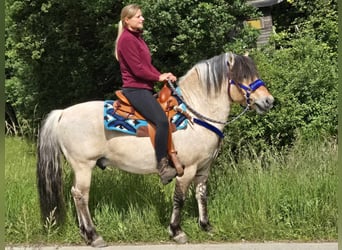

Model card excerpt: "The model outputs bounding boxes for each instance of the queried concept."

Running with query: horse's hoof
[173,232,188,244]
[199,220,212,232]
[91,236,107,248]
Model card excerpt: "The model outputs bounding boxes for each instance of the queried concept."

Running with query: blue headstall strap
[230,79,265,91]
[249,79,265,90]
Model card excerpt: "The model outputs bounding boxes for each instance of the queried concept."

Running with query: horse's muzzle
[254,95,274,114]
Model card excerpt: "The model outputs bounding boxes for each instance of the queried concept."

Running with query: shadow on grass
[61,165,200,228]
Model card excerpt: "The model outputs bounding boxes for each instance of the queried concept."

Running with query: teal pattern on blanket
[104,100,188,135]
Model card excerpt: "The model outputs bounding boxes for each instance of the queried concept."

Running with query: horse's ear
[244,51,249,57]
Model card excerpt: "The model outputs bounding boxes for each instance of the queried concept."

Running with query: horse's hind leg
[71,165,106,247]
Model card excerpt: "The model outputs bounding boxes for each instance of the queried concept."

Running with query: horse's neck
[178,69,231,125]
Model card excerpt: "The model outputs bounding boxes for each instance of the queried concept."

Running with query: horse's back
[56,100,158,173]
[63,100,104,115]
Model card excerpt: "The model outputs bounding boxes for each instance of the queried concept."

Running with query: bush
[223,36,337,155]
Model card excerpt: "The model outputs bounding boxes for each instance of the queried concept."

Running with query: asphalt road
[5,242,338,250]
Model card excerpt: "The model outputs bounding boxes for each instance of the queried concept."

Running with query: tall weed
[5,136,337,244]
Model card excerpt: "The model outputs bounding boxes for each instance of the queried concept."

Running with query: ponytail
[114,4,141,61]
[114,20,123,61]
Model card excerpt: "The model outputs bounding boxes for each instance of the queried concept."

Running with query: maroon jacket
[117,28,161,90]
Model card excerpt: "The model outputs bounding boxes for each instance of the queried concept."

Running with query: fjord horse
[37,52,274,247]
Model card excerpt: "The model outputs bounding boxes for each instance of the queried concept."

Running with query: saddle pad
[104,100,188,135]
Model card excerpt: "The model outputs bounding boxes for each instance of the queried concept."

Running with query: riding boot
[157,157,177,185]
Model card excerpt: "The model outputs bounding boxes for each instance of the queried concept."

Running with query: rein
[168,79,262,125]
[167,78,265,138]
[167,79,243,139]
[168,80,230,125]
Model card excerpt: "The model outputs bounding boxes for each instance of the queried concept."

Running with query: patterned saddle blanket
[103,87,189,136]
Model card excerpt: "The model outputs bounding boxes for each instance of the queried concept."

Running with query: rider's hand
[159,73,177,82]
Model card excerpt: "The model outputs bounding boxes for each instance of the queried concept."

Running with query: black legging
[122,88,169,163]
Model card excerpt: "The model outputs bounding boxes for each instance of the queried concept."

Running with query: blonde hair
[114,4,141,60]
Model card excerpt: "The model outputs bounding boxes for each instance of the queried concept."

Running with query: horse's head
[228,54,274,114]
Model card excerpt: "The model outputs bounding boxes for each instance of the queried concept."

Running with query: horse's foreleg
[168,166,196,244]
[71,167,106,247]
[168,180,188,244]
[194,173,212,232]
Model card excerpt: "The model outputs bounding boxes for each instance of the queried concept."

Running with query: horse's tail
[37,109,65,225]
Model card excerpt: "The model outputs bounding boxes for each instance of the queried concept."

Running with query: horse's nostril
[266,96,275,105]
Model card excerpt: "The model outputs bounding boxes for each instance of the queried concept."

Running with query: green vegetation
[5,0,338,245]
[223,0,338,153]
[225,35,337,155]
[5,136,337,244]
[5,0,338,153]
[5,0,258,131]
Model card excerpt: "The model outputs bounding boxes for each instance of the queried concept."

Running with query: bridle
[229,78,266,107]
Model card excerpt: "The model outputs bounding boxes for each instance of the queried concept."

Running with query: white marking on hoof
[91,236,107,248]
[173,232,188,244]
[168,226,173,237]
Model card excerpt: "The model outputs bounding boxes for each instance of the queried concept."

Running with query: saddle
[114,84,190,177]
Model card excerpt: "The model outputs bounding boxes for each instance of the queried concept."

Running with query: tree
[132,0,259,75]
[5,0,123,130]
[221,0,338,155]
[271,0,337,52]
[5,0,259,134]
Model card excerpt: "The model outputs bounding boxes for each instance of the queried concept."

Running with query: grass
[5,136,337,245]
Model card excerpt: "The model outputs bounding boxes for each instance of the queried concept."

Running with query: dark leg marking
[195,175,212,232]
